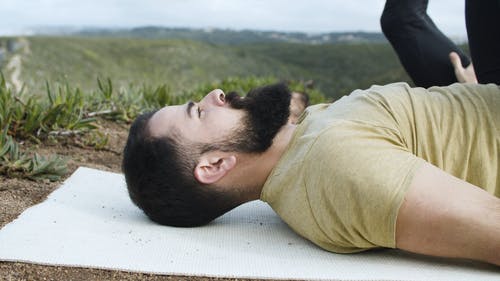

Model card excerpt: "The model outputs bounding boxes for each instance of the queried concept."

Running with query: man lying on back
[122,82,500,266]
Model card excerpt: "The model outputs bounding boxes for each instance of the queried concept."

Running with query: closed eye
[197,106,202,117]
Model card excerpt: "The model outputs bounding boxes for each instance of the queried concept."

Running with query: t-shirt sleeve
[303,121,425,252]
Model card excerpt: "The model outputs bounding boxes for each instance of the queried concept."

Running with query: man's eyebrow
[186,101,194,118]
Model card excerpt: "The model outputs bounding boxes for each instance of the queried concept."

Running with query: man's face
[148,84,291,153]
[148,89,243,144]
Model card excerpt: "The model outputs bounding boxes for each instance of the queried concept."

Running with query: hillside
[32,26,388,45]
[1,36,411,100]
[238,42,410,97]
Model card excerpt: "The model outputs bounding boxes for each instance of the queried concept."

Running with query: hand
[449,52,478,83]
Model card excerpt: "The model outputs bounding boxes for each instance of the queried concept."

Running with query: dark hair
[122,112,241,227]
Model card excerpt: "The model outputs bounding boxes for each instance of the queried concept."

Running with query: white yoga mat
[0,167,498,280]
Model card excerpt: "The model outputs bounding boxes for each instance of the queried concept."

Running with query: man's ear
[194,153,237,184]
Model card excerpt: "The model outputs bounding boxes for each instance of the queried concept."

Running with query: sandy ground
[0,120,258,281]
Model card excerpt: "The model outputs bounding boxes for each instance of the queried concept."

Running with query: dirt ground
[0,120,258,281]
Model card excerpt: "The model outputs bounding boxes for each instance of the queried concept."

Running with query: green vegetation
[238,42,410,99]
[14,36,410,101]
[0,74,98,141]
[0,75,68,180]
[0,129,67,181]
[18,37,294,97]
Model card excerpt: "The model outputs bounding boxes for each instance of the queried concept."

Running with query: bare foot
[449,52,478,83]
[288,92,308,124]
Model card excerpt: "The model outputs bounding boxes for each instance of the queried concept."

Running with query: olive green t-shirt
[260,82,500,253]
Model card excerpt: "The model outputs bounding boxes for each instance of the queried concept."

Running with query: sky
[0,0,467,38]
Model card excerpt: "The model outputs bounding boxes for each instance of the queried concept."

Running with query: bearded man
[122,82,500,266]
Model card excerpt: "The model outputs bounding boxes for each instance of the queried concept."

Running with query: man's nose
[208,89,225,106]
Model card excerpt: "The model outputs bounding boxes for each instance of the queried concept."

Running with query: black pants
[381,0,500,87]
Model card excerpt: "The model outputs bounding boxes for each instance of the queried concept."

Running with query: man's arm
[396,162,500,266]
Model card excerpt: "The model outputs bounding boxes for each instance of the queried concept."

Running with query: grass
[18,37,295,97]
[0,129,67,181]
[0,74,98,141]
[14,36,411,101]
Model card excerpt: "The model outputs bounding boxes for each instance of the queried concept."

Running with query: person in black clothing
[381,0,500,87]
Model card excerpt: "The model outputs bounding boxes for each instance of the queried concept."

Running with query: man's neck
[233,123,297,201]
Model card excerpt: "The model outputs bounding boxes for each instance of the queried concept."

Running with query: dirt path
[6,54,22,92]
[5,37,30,93]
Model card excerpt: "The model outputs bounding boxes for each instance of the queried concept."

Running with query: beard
[201,82,291,154]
